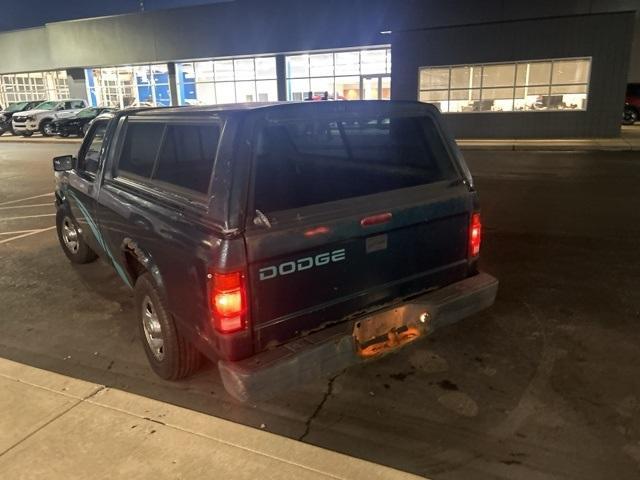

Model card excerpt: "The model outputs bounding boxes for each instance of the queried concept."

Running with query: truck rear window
[252,113,458,213]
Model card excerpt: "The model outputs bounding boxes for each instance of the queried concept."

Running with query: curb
[0,138,82,145]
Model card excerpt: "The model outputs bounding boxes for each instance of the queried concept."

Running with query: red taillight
[210,271,246,334]
[469,213,482,258]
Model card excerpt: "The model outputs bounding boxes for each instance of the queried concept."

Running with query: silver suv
[12,99,88,137]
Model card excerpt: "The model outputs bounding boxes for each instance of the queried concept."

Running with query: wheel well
[124,250,147,283]
[39,118,52,127]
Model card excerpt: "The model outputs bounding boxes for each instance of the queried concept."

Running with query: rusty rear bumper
[218,272,498,402]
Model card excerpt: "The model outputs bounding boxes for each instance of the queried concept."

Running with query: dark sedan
[51,107,115,137]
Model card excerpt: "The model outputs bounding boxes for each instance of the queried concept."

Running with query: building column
[276,55,287,101]
[66,69,88,101]
[168,62,179,106]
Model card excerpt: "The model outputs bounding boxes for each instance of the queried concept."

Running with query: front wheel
[135,273,202,380]
[41,121,54,137]
[623,106,638,125]
[56,209,98,264]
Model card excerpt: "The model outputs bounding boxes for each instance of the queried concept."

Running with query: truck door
[64,119,110,257]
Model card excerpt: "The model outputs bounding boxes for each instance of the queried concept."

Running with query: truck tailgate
[246,184,472,351]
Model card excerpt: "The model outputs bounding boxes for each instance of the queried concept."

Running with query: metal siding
[392,12,636,138]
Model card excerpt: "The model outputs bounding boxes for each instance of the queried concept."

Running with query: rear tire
[135,273,202,380]
[56,209,98,264]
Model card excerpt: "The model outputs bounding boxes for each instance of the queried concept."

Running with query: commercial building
[0,0,638,138]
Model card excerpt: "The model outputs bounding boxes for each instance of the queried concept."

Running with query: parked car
[0,100,45,136]
[623,83,640,125]
[50,107,115,137]
[52,101,498,401]
[12,99,88,137]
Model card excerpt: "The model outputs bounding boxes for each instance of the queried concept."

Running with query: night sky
[0,0,233,32]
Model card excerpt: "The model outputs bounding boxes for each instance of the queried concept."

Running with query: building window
[285,47,391,101]
[175,56,277,106]
[419,58,591,113]
[86,64,171,109]
[0,70,69,106]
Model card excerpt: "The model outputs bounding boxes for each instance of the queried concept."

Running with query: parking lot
[1,141,639,479]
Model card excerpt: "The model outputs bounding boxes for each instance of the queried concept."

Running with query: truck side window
[77,121,108,177]
[152,124,220,194]
[117,122,164,179]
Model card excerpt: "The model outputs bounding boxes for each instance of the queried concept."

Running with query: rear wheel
[135,273,202,380]
[55,209,97,264]
[623,106,638,125]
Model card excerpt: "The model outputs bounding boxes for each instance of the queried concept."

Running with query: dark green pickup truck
[53,100,498,401]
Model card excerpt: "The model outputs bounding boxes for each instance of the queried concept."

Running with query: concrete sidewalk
[457,125,640,151]
[0,358,424,480]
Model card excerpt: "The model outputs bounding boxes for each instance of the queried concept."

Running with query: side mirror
[53,155,75,172]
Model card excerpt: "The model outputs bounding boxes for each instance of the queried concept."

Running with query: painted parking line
[0,229,44,236]
[0,226,56,245]
[0,203,53,210]
[0,193,54,207]
[0,213,56,221]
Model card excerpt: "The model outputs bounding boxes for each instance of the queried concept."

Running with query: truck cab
[53,101,497,401]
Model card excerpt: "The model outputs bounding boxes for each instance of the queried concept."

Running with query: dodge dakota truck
[52,101,498,401]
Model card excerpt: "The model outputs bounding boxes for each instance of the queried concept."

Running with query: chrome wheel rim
[142,296,164,361]
[43,123,53,135]
[61,217,79,254]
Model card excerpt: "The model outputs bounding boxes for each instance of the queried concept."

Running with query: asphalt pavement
[1,143,639,479]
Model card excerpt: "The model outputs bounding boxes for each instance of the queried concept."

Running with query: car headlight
[26,116,35,121]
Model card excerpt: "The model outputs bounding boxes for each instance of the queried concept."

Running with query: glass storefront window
[0,70,69,106]
[310,53,334,77]
[256,80,278,102]
[255,57,276,80]
[194,62,214,82]
[86,63,171,109]
[234,59,255,81]
[335,76,360,100]
[176,56,277,106]
[214,60,235,82]
[285,47,391,101]
[361,49,388,75]
[419,57,591,113]
[335,52,360,75]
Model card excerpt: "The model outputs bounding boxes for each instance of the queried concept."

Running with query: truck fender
[121,237,166,295]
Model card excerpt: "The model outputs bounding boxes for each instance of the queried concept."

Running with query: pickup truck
[13,99,88,136]
[52,101,498,401]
